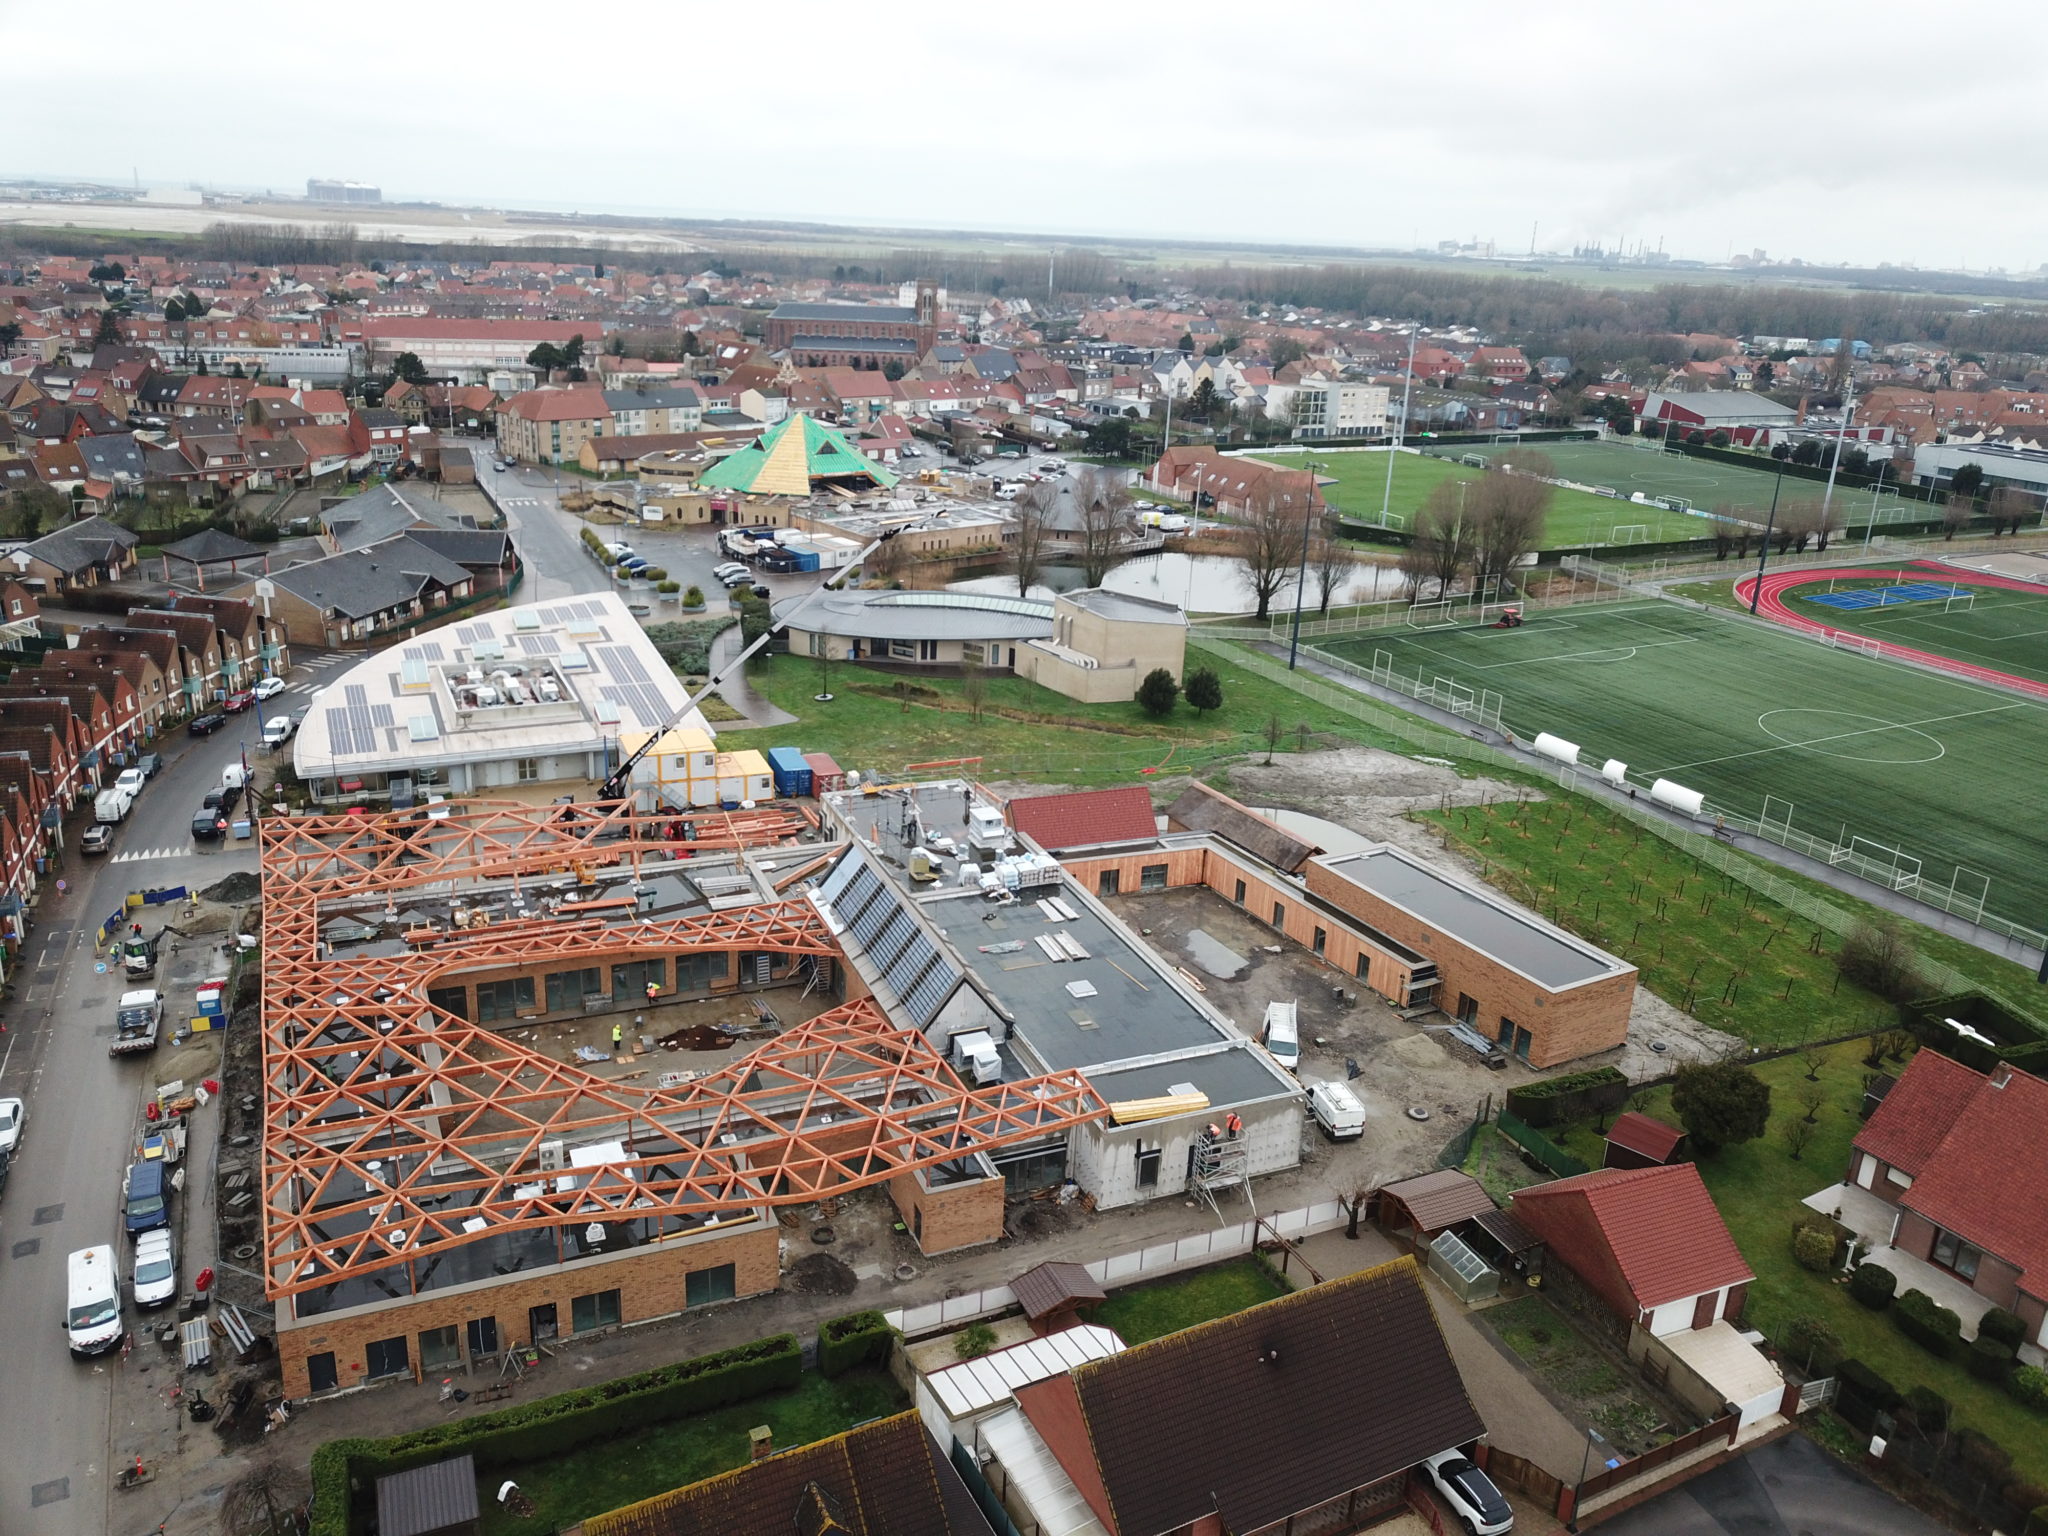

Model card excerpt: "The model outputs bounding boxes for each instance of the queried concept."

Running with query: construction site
[252,784,1302,1399]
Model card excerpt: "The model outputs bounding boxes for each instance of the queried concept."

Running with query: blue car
[123,1160,169,1238]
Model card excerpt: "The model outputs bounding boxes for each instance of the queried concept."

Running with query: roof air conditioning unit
[538,1139,566,1172]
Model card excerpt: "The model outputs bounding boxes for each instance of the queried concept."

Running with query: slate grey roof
[161,528,264,565]
[771,302,918,322]
[403,528,512,567]
[785,334,919,355]
[321,483,466,553]
[19,514,139,575]
[76,436,147,481]
[776,589,1053,644]
[602,386,702,411]
[266,535,472,620]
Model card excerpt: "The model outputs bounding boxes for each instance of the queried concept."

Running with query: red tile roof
[1605,1111,1685,1162]
[1877,1057,2048,1293]
[1852,1046,1985,1179]
[1007,786,1157,851]
[1513,1163,1752,1314]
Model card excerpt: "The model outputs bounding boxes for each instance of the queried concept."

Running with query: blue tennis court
[1805,582,1960,610]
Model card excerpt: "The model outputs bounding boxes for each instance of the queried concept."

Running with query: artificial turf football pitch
[1319,599,2048,923]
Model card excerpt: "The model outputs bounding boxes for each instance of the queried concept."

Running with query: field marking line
[1645,702,2030,776]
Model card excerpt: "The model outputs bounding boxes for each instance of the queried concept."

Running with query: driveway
[1596,1433,1950,1536]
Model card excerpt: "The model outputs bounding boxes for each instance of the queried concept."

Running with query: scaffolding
[1190,1116,1252,1223]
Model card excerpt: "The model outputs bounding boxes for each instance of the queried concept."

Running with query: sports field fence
[1192,635,2048,985]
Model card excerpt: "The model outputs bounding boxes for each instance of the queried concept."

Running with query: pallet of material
[1108,1092,1210,1125]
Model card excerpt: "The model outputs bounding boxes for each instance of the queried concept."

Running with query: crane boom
[598,530,899,800]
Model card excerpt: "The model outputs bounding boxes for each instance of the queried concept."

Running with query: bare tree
[1307,519,1354,613]
[1234,483,1311,620]
[219,1457,310,1536]
[1794,1079,1828,1123]
[1813,495,1846,551]
[1468,471,1549,595]
[1403,480,1476,601]
[1987,485,2041,536]
[960,656,988,722]
[1781,1115,1818,1161]
[1073,467,1133,586]
[1011,483,1056,596]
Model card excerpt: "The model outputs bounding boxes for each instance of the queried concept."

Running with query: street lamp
[1567,1427,1609,1531]
[1286,463,1323,670]
[1748,464,1788,615]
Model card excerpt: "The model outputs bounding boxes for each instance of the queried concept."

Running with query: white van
[1262,1000,1300,1073]
[132,1231,177,1310]
[66,1245,123,1357]
[1308,1080,1366,1141]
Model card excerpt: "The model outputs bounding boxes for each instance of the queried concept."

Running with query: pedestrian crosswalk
[111,846,195,864]
[502,496,540,508]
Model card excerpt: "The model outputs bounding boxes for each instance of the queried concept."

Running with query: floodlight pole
[1380,330,1418,526]
[1287,465,1322,670]
[1819,375,1856,535]
[1749,467,1786,614]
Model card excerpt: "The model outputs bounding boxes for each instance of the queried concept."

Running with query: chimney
[748,1425,774,1462]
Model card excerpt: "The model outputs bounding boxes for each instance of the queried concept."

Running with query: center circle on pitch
[1756,709,1945,764]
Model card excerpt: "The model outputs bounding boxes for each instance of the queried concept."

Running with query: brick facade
[278,1219,779,1399]
[1303,859,1633,1068]
[887,1168,1005,1254]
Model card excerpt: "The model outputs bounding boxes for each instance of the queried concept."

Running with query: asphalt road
[1596,1433,1950,1536]
[0,685,281,1535]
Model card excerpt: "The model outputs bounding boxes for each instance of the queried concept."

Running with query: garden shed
[375,1454,480,1536]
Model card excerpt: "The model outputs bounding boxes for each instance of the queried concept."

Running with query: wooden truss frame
[258,800,1108,1299]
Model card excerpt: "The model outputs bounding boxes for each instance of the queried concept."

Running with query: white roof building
[292,590,707,797]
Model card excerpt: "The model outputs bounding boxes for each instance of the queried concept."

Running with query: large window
[477,976,536,1023]
[1136,1143,1161,1188]
[571,1289,622,1334]
[546,967,603,1013]
[613,959,667,998]
[1932,1230,1983,1281]
[686,1264,737,1308]
[674,953,728,994]
[363,1335,410,1380]
[418,1324,462,1371]
[1140,863,1169,892]
[427,984,470,1021]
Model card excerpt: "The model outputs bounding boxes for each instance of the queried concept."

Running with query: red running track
[1731,561,2048,701]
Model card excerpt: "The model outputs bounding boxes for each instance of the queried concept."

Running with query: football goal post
[1406,600,1462,629]
[1944,589,1976,614]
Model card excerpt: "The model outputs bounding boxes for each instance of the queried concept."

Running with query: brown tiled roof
[1008,786,1157,852]
[1512,1164,1751,1314]
[1377,1169,1496,1233]
[1605,1111,1685,1162]
[581,1411,990,1536]
[1011,1260,1106,1322]
[1852,1046,1983,1179]
[1893,1060,2048,1293]
[1029,1258,1484,1536]
[1163,782,1318,873]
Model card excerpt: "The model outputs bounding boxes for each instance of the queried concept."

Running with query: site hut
[290,591,714,803]
[1037,783,1636,1069]
[815,780,1304,1231]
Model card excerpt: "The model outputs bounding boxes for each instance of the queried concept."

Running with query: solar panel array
[324,683,385,756]
[518,633,561,656]
[535,602,603,626]
[401,641,446,662]
[826,855,960,1025]
[594,645,670,727]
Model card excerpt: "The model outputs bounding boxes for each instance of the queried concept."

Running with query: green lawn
[1082,1257,1290,1345]
[1242,450,1701,548]
[1549,1044,2048,1486]
[1777,572,2048,690]
[1324,600,2048,927]
[721,649,1414,787]
[1529,441,1933,529]
[1423,799,1898,1046]
[477,1368,905,1536]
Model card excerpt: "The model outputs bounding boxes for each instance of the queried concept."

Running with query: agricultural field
[1241,449,1703,547]
[1322,600,2048,925]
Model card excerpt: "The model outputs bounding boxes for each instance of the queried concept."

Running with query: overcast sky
[11,0,2048,273]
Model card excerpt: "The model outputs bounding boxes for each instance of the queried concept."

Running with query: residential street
[1596,1432,1951,1536]
[0,686,276,1535]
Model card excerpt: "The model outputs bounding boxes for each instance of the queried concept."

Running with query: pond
[948,551,1406,616]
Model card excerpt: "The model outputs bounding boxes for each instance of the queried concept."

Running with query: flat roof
[293,590,707,779]
[1317,846,1625,989]
[822,783,1297,1104]
[1086,1047,1298,1111]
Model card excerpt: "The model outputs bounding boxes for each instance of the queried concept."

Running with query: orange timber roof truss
[259,800,1108,1299]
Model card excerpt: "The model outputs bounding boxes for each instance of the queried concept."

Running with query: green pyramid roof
[699,412,899,495]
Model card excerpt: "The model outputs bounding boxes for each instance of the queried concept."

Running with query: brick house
[495,387,610,465]
[1848,1051,2048,1350]
[1145,446,1322,516]
[5,515,139,596]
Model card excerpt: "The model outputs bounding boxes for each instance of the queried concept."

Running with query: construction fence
[880,1199,1349,1339]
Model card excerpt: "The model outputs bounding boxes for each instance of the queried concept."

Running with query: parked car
[113,768,146,797]
[0,1095,22,1155]
[719,569,753,589]
[1421,1449,1514,1535]
[191,799,229,840]
[80,824,115,856]
[253,676,287,700]
[187,713,225,736]
[712,561,750,580]
[136,752,163,778]
[131,1231,176,1310]
[123,1161,170,1238]
[222,690,256,714]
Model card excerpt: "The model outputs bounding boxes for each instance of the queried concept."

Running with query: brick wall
[1894,1208,1938,1264]
[1303,861,1633,1067]
[888,1169,1004,1254]
[277,1218,780,1399]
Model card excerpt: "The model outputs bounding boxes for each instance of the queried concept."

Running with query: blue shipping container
[766,746,812,797]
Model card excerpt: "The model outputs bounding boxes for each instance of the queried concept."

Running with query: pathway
[707,623,797,728]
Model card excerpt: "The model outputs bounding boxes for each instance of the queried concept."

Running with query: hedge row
[1504,1065,1630,1128]
[819,1310,897,1379]
[1849,1261,1897,1309]
[1893,1288,1963,1358]
[309,1333,802,1536]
